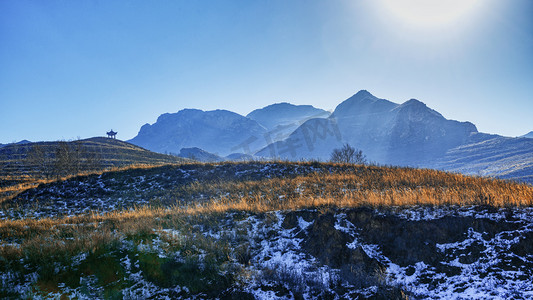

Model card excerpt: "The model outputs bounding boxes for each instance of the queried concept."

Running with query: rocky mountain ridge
[257,90,478,166]
[126,90,533,183]
[128,109,268,156]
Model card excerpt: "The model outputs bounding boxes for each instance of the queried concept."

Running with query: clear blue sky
[1,0,532,143]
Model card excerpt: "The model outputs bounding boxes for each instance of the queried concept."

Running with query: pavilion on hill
[106,130,117,139]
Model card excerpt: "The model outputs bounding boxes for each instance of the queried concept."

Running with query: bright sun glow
[379,0,481,28]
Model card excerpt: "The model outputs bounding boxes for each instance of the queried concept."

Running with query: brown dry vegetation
[169,165,533,208]
[0,137,189,202]
[0,163,182,203]
[1,162,533,263]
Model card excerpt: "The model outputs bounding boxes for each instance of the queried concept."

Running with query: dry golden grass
[1,162,532,261]
[0,163,184,203]
[169,164,533,208]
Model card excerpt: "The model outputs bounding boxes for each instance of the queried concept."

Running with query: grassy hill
[0,137,188,201]
[0,137,186,174]
[1,162,533,298]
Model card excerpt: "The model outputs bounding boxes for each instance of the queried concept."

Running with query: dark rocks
[510,231,533,257]
[344,208,521,267]
[281,210,317,230]
[301,212,386,290]
[304,213,353,267]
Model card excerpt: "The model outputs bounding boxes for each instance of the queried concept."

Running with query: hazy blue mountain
[128,109,268,156]
[431,134,533,184]
[0,140,31,148]
[126,91,531,183]
[225,152,255,161]
[178,147,224,162]
[248,103,329,128]
[522,131,533,138]
[257,90,477,166]
[177,147,256,162]
[246,102,330,144]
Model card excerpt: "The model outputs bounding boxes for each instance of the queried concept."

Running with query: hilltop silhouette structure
[106,130,117,139]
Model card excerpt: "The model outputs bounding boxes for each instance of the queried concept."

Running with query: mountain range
[121,90,532,184]
[127,104,331,157]
[256,90,478,165]
[0,140,31,149]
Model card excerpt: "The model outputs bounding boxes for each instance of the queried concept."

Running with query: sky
[1,0,532,143]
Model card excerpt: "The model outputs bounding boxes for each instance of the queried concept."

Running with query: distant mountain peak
[129,108,267,156]
[262,102,295,107]
[178,147,223,162]
[402,99,426,107]
[353,89,373,98]
[332,90,398,118]
[156,109,203,123]
[522,131,533,138]
[347,90,378,103]
[392,98,447,119]
[247,102,326,114]
[247,102,329,131]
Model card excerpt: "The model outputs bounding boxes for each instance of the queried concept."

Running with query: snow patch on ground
[2,206,532,299]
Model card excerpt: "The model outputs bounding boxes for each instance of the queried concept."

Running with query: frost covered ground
[1,162,532,299]
[2,206,532,299]
[1,163,326,219]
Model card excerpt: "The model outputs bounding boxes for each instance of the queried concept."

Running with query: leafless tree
[71,140,90,174]
[330,143,366,165]
[23,140,104,179]
[54,142,75,178]
[85,148,102,172]
[25,144,54,179]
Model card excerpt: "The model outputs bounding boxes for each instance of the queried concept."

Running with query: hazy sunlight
[378,0,481,28]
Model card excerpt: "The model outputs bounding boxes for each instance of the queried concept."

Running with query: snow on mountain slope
[431,134,533,184]
[2,162,532,298]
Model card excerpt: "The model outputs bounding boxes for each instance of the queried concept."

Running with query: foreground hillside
[1,162,533,299]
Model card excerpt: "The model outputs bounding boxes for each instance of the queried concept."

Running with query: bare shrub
[330,143,366,165]
[25,144,54,179]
